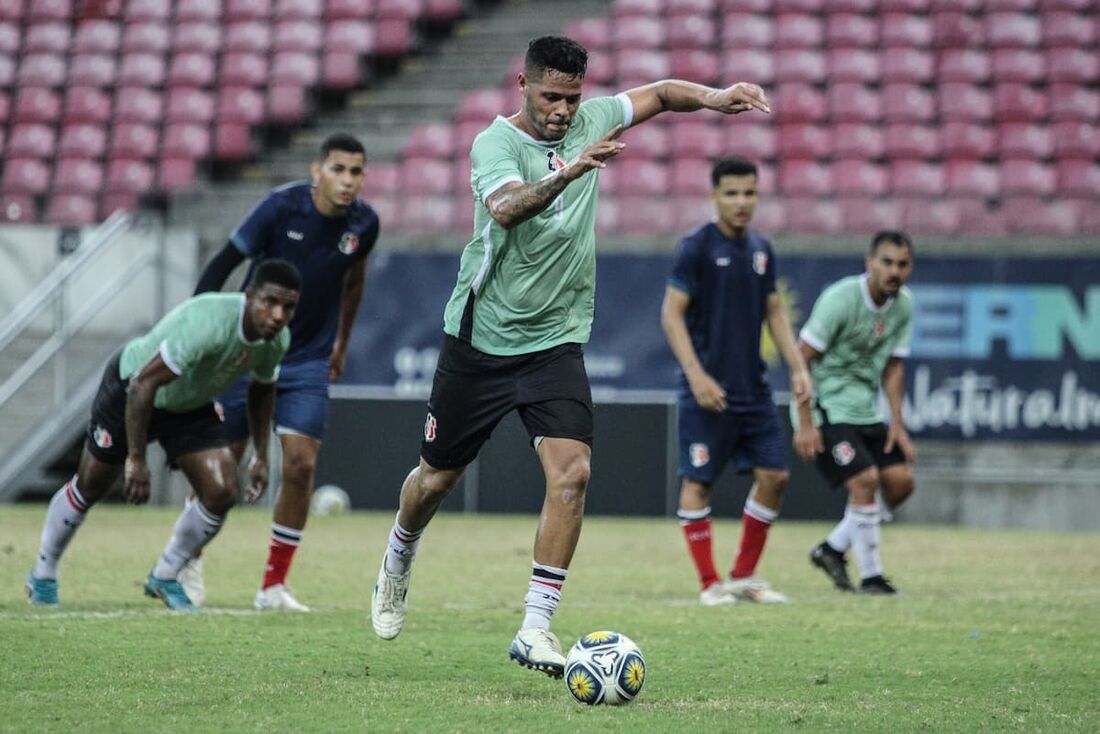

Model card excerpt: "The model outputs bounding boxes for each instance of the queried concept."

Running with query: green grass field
[1,504,1098,733]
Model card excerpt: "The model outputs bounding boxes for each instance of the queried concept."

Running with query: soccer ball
[564,631,646,705]
[310,485,351,516]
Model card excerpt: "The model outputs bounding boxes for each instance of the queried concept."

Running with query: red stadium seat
[582,50,613,85]
[670,121,724,159]
[216,86,265,124]
[159,157,199,192]
[667,14,716,50]
[774,83,827,123]
[938,49,991,83]
[615,160,669,196]
[825,0,876,9]
[1,157,51,193]
[616,49,670,85]
[998,123,1053,158]
[449,157,470,196]
[669,0,716,12]
[24,23,70,53]
[402,123,455,159]
[8,124,56,158]
[275,0,322,18]
[320,52,360,92]
[725,123,777,159]
[173,22,221,53]
[779,124,830,158]
[613,0,660,16]
[987,0,1037,9]
[1049,84,1100,122]
[69,54,118,87]
[773,14,823,48]
[324,20,375,55]
[1003,197,1081,236]
[669,159,713,195]
[939,83,994,123]
[826,13,877,47]
[98,191,138,218]
[118,53,165,86]
[375,0,422,20]
[0,20,18,54]
[933,11,984,48]
[883,0,931,10]
[882,84,935,123]
[271,52,320,85]
[832,123,885,158]
[779,160,832,196]
[18,54,66,87]
[942,122,997,157]
[1056,159,1100,195]
[401,157,453,195]
[563,18,611,51]
[994,83,1048,122]
[1042,12,1095,47]
[455,88,507,124]
[719,13,773,48]
[267,84,308,125]
[453,121,486,155]
[830,83,882,123]
[374,19,411,57]
[610,196,676,236]
[987,13,1041,47]
[423,0,464,22]
[162,123,211,158]
[224,21,272,53]
[109,123,159,158]
[671,194,716,233]
[774,49,826,84]
[1047,48,1099,83]
[784,198,843,234]
[954,198,1008,236]
[832,160,888,197]
[220,53,268,86]
[0,55,13,87]
[1051,122,1100,158]
[274,19,323,52]
[721,50,774,85]
[890,160,945,195]
[992,49,1045,83]
[127,0,170,21]
[324,0,373,19]
[13,87,62,124]
[945,160,1000,197]
[999,159,1056,195]
[73,20,120,54]
[397,195,456,235]
[885,125,941,158]
[881,48,934,83]
[226,0,270,20]
[839,198,903,234]
[361,162,400,197]
[176,0,222,21]
[1,193,38,222]
[121,22,170,54]
[105,158,155,192]
[899,198,961,235]
[881,14,933,46]
[168,53,217,87]
[166,87,215,124]
[54,157,105,194]
[718,0,771,10]
[613,16,665,48]
[0,0,20,20]
[748,198,784,233]
[827,49,880,84]
[44,194,97,226]
[669,50,719,85]
[774,0,820,11]
[58,123,107,157]
[64,86,112,124]
[214,122,252,160]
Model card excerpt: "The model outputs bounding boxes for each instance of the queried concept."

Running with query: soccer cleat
[508,628,566,679]
[371,556,410,640]
[723,576,790,604]
[699,582,738,607]
[254,583,311,612]
[178,557,206,607]
[144,571,196,611]
[859,575,899,595]
[810,542,855,592]
[26,574,59,607]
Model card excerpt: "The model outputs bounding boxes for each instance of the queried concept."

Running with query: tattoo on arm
[486,173,570,229]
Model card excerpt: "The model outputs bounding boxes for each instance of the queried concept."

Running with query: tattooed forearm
[486,172,571,229]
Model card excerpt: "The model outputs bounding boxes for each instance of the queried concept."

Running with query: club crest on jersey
[546,150,567,172]
[752,251,768,275]
[689,443,710,467]
[874,320,885,337]
[93,425,113,449]
[424,412,437,442]
[832,441,856,466]
[339,231,359,255]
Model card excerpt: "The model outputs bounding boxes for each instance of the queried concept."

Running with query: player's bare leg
[372,458,463,640]
[255,432,320,612]
[879,464,915,514]
[725,469,790,603]
[678,478,736,606]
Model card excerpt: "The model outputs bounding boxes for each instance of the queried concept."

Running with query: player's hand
[688,370,727,413]
[885,423,917,464]
[123,455,152,504]
[564,126,626,179]
[789,367,812,405]
[794,424,823,462]
[707,83,770,115]
[329,345,347,382]
[246,455,269,504]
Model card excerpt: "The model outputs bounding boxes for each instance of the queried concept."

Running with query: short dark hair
[318,133,366,162]
[870,230,914,254]
[710,156,758,188]
[250,259,301,292]
[525,35,587,80]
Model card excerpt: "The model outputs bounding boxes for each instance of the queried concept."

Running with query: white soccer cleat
[508,628,566,679]
[723,576,790,604]
[699,582,738,607]
[177,557,206,607]
[254,584,311,612]
[371,557,410,640]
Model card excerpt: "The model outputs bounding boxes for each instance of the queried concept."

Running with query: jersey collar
[497,116,558,148]
[237,294,264,346]
[860,273,894,313]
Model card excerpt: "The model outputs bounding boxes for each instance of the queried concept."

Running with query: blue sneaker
[26,574,59,607]
[144,572,196,611]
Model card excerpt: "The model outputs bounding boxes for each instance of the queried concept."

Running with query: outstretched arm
[624,80,770,128]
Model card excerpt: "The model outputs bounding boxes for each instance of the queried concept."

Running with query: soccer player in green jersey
[371,35,770,677]
[793,232,917,595]
[25,260,300,611]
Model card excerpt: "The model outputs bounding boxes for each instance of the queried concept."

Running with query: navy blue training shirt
[668,223,777,409]
[232,181,379,365]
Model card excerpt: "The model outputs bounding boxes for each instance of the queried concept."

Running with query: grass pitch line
[1,607,271,621]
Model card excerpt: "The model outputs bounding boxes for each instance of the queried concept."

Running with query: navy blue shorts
[218,358,329,442]
[677,401,789,484]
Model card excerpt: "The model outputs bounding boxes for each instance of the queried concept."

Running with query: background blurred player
[25,261,300,610]
[370,35,770,677]
[661,156,810,607]
[794,231,917,595]
[186,133,379,612]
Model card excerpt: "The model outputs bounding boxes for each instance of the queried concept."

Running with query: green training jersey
[442,94,633,355]
[119,293,289,413]
[795,274,913,426]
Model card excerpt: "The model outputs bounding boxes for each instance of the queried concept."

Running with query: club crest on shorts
[339,231,359,255]
[752,251,768,275]
[93,425,113,449]
[689,443,710,467]
[832,441,856,466]
[424,412,437,442]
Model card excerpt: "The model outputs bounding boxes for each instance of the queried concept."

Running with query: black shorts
[84,352,229,465]
[815,419,907,489]
[419,335,593,470]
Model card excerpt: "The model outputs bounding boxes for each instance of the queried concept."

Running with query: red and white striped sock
[678,507,720,590]
[384,516,423,575]
[522,561,567,630]
[33,475,89,580]
[731,498,778,579]
[262,523,302,589]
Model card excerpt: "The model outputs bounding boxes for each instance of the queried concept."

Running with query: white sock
[826,510,855,553]
[32,476,89,580]
[384,515,423,575]
[153,500,225,580]
[849,503,884,580]
[522,561,567,630]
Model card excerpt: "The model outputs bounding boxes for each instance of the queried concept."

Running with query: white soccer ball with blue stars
[310,485,351,516]
[565,630,646,705]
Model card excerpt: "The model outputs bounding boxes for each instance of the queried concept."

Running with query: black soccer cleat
[858,575,899,595]
[810,542,855,592]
